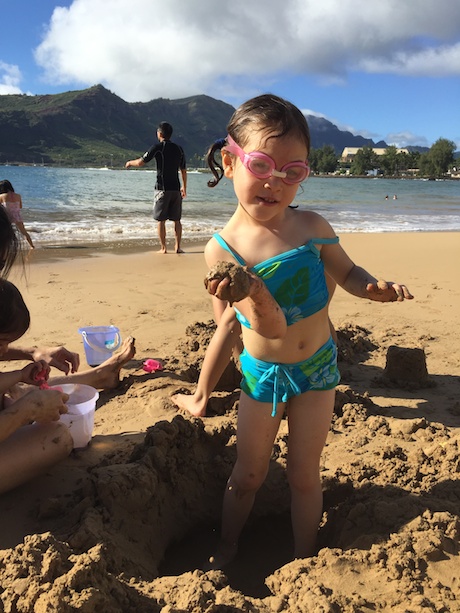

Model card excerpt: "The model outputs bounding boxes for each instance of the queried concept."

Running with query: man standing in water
[125,122,187,253]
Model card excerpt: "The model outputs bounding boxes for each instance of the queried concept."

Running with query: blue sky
[2,0,460,149]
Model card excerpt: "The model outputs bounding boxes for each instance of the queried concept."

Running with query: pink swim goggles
[225,135,310,185]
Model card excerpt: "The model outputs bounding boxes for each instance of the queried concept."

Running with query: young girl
[201,94,413,568]
[0,180,35,249]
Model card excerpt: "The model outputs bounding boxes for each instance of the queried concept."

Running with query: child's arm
[322,242,413,302]
[205,265,287,339]
[0,362,50,395]
[1,345,80,374]
[0,370,26,396]
[340,264,413,302]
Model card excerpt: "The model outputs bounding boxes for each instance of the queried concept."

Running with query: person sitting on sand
[0,204,136,386]
[0,278,72,494]
[0,208,136,495]
[0,278,136,495]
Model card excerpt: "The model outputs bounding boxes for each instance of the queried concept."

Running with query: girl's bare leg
[172,331,236,417]
[0,421,73,494]
[286,389,335,558]
[172,310,241,418]
[50,336,136,390]
[208,392,284,568]
[16,221,35,249]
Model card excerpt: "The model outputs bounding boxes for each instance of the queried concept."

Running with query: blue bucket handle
[80,329,121,353]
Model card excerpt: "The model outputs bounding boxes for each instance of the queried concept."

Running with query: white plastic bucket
[59,384,99,449]
[78,325,121,366]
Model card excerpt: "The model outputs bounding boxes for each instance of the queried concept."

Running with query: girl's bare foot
[157,247,167,254]
[171,392,207,417]
[50,337,136,390]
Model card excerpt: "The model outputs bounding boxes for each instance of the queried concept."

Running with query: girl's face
[223,131,308,222]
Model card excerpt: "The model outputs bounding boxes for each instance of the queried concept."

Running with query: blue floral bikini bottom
[239,336,340,417]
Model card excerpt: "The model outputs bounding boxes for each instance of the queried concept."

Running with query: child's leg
[172,307,241,417]
[0,421,73,494]
[15,221,35,249]
[209,391,284,567]
[50,336,135,390]
[286,388,335,558]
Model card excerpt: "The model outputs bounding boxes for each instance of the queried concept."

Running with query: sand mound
[0,323,459,612]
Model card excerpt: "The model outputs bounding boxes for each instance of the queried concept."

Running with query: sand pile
[0,323,459,613]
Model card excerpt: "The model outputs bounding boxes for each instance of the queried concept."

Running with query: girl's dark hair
[0,180,14,194]
[206,138,227,188]
[0,206,20,278]
[206,94,311,188]
[0,279,30,338]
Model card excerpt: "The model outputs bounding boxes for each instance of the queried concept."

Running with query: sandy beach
[0,232,459,612]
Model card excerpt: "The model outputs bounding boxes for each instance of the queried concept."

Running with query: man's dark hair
[158,122,173,139]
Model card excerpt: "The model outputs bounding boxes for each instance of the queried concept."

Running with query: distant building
[341,147,409,162]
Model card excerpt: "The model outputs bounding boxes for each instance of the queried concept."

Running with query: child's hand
[204,261,251,304]
[32,346,80,374]
[21,360,51,386]
[25,388,70,423]
[366,280,414,302]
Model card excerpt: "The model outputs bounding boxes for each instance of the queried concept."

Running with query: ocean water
[2,165,460,248]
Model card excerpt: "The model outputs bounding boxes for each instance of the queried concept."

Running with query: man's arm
[125,158,145,169]
[180,168,187,198]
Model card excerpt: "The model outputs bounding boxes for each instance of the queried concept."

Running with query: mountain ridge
[0,84,390,166]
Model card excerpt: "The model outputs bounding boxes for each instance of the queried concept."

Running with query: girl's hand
[204,261,251,304]
[25,388,70,423]
[21,360,51,386]
[366,280,414,302]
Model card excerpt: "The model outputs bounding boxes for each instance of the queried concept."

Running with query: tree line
[309,138,458,178]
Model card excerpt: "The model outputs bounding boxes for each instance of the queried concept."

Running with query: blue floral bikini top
[212,233,339,328]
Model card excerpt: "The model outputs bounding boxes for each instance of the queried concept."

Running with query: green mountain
[0,84,384,167]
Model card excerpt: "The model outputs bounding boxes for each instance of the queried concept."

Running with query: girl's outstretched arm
[340,265,413,302]
[321,241,413,302]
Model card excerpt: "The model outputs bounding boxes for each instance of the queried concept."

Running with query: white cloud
[33,0,460,102]
[385,131,431,148]
[359,43,460,77]
[0,62,23,95]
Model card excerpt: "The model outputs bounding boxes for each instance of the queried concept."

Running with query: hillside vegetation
[0,85,384,167]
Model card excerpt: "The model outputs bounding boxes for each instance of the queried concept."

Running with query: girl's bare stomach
[241,307,332,364]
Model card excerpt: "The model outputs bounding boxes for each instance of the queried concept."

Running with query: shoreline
[10,230,460,377]
[3,162,459,180]
[21,228,460,265]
